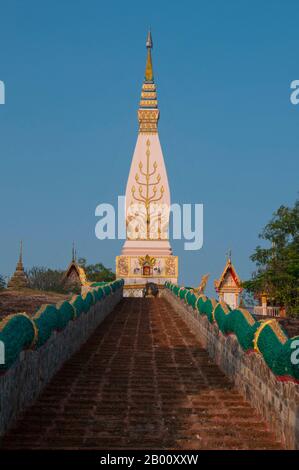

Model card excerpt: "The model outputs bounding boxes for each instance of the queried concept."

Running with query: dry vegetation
[0,289,69,319]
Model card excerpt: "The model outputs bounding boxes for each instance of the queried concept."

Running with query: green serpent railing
[165,281,299,383]
[0,279,124,371]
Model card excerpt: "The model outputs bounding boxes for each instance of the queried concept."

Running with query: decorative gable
[214,258,242,294]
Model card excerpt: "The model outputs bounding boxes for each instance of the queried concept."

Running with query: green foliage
[243,198,299,316]
[78,258,115,283]
[26,259,116,295]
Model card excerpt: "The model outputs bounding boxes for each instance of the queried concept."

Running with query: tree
[243,198,299,316]
[78,258,115,283]
[26,266,66,293]
[0,274,6,291]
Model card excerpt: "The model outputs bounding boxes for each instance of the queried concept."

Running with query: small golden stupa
[7,241,28,290]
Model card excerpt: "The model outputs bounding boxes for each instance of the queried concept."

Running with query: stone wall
[0,289,122,437]
[162,289,299,450]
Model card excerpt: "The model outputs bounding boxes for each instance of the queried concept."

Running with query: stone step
[0,298,283,450]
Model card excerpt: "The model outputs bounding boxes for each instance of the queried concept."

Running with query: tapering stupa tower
[116,31,178,296]
[8,241,28,290]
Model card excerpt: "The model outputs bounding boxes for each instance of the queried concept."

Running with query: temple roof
[62,260,88,286]
[62,244,88,286]
[214,257,242,292]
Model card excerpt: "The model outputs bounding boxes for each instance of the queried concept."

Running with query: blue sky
[0,0,298,295]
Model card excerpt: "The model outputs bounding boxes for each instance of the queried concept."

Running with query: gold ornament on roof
[138,254,156,267]
[194,273,210,295]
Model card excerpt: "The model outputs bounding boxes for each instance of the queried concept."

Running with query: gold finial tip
[226,249,232,262]
[146,30,153,49]
[144,31,154,81]
[19,240,23,261]
[72,241,76,262]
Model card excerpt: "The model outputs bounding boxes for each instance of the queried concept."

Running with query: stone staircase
[1,298,283,450]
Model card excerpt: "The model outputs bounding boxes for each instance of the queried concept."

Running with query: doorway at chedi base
[116,31,178,297]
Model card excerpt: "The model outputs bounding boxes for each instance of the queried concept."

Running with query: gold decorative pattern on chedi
[117,256,129,276]
[138,109,159,133]
[165,257,177,276]
[116,255,178,279]
[127,139,168,241]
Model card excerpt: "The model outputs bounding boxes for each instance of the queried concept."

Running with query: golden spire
[138,30,159,134]
[145,30,153,81]
[18,240,23,265]
[72,241,76,262]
